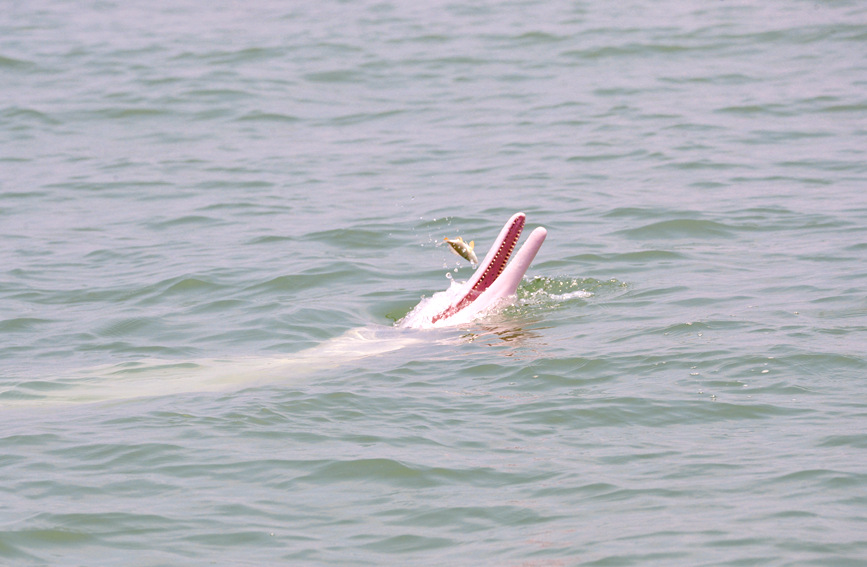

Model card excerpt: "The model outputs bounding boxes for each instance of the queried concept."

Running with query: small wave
[616,218,735,239]
[0,317,52,332]
[0,106,60,126]
[94,107,172,119]
[96,317,155,339]
[329,109,406,125]
[235,111,301,123]
[304,69,364,83]
[0,54,35,69]
[128,276,228,306]
[146,215,225,231]
[509,31,568,45]
[172,46,285,65]
[302,227,395,249]
[245,264,375,297]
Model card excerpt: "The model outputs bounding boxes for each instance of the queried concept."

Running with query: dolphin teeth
[432,214,527,323]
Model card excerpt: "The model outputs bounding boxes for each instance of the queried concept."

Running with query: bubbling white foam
[397,279,517,329]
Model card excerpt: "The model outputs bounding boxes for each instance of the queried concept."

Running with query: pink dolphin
[401,212,547,328]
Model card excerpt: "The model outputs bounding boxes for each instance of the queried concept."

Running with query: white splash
[397,279,513,330]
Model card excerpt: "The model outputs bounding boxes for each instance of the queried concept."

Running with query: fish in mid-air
[443,236,478,265]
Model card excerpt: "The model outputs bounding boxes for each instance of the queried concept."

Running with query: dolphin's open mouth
[431,213,526,323]
[400,211,546,329]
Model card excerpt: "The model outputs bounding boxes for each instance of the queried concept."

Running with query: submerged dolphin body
[401,212,547,328]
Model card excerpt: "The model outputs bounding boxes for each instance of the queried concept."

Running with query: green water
[2,0,866,565]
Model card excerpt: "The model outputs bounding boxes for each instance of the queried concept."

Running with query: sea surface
[2,0,867,565]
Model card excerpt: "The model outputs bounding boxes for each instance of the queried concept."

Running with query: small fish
[443,236,478,265]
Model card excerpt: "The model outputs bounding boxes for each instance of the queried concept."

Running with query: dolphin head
[400,212,547,328]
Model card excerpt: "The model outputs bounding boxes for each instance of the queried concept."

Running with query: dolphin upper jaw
[400,212,547,328]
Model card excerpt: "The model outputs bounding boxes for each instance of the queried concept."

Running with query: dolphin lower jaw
[429,213,545,325]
